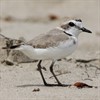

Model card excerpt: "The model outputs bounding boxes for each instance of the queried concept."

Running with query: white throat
[65,27,81,37]
[57,27,81,37]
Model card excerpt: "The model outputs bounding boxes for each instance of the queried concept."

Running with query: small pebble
[32,88,40,92]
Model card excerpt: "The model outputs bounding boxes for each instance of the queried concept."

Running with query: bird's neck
[65,29,80,38]
[57,27,80,38]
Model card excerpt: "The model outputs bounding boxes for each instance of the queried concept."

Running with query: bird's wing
[27,28,70,48]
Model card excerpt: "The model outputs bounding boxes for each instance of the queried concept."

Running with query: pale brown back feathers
[28,28,70,48]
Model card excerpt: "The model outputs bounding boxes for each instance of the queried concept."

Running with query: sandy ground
[0,0,100,100]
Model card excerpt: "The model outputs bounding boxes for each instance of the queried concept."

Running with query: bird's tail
[2,44,21,49]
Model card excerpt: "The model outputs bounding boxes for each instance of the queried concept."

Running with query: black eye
[69,22,75,27]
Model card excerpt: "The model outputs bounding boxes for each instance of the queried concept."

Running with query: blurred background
[0,0,99,30]
[0,0,100,51]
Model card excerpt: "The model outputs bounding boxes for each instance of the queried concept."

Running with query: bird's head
[61,19,92,37]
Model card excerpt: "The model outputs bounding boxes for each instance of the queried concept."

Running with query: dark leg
[38,60,54,86]
[38,60,71,87]
[50,61,71,86]
[50,61,62,85]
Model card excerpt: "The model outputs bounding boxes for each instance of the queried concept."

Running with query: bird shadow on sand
[16,84,45,88]
[16,84,71,88]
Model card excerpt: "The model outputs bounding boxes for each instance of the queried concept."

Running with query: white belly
[19,39,78,60]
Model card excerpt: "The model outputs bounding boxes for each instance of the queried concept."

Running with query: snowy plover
[3,19,92,86]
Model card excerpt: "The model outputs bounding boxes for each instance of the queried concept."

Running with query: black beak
[81,27,92,33]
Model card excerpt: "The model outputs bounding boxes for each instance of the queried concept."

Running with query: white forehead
[63,20,83,27]
[69,20,83,27]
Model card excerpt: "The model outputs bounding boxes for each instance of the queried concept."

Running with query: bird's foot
[44,83,71,87]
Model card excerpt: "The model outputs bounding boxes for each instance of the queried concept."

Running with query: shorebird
[3,19,92,86]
